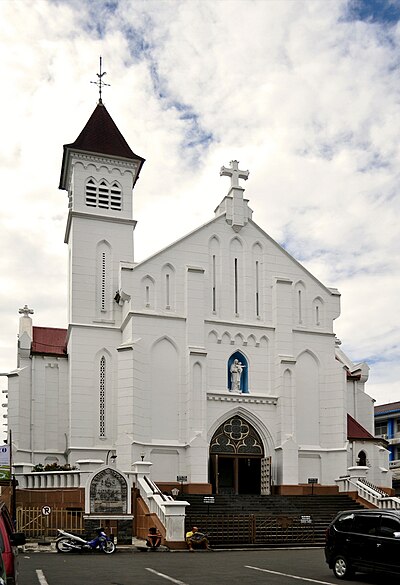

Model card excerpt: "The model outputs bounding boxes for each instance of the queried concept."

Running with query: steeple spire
[90,56,110,104]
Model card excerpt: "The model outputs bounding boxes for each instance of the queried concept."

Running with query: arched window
[96,241,112,317]
[312,297,324,327]
[162,264,175,310]
[85,178,122,211]
[209,236,220,313]
[295,281,306,325]
[230,238,243,316]
[252,243,263,319]
[142,275,155,309]
[99,356,106,438]
[357,450,367,466]
[227,351,249,393]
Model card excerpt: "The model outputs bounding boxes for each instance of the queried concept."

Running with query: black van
[325,509,400,579]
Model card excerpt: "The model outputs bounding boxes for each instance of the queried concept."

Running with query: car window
[335,513,354,531]
[378,516,400,537]
[352,514,380,535]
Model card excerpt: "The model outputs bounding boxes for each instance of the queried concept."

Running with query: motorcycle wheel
[56,538,74,553]
[102,540,116,554]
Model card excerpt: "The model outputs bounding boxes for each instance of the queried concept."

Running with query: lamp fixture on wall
[106,450,117,465]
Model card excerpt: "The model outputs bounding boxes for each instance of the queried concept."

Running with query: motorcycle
[56,527,116,554]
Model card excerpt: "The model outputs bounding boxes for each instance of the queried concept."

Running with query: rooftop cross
[90,56,110,104]
[220,160,249,189]
[19,305,34,318]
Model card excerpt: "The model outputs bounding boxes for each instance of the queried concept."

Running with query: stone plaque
[90,468,127,514]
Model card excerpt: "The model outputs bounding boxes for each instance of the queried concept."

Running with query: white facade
[7,102,391,492]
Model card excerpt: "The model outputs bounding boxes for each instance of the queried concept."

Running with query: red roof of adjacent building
[347,413,376,441]
[31,327,67,357]
[375,401,400,415]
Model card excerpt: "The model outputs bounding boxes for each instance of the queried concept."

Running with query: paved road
[19,548,383,585]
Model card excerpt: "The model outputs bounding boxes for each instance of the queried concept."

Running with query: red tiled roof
[347,414,375,441]
[31,327,67,357]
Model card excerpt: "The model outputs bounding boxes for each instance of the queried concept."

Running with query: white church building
[6,99,391,509]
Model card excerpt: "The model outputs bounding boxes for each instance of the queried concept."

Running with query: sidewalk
[21,537,171,553]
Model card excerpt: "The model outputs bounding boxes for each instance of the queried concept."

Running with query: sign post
[308,477,318,495]
[203,496,215,515]
[176,475,187,494]
[41,506,51,542]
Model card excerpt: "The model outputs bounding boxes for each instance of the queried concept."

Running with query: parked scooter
[56,527,116,554]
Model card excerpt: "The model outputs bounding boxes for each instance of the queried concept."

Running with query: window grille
[101,253,106,311]
[99,356,106,438]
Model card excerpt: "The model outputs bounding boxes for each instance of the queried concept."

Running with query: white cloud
[0,0,399,421]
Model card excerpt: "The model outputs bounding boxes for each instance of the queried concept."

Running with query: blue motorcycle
[56,527,116,554]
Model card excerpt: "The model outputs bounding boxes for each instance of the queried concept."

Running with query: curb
[21,541,170,554]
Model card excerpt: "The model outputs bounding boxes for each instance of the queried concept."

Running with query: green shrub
[31,463,77,472]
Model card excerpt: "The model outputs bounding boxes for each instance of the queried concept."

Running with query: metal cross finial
[19,305,34,318]
[220,160,249,189]
[90,56,110,104]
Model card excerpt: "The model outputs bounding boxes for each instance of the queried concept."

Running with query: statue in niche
[230,359,245,393]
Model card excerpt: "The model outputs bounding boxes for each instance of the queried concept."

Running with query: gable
[133,210,338,301]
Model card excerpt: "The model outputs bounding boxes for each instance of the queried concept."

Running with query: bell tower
[59,101,145,324]
[58,82,145,460]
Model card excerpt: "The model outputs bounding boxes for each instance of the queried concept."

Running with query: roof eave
[59,145,145,191]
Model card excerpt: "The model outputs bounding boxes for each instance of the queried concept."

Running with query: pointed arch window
[96,241,112,316]
[101,252,107,311]
[99,356,106,438]
[85,179,122,211]
[162,264,175,311]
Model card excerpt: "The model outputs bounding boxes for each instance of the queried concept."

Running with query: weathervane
[90,56,110,103]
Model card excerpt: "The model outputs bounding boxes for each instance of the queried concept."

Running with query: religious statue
[230,359,245,393]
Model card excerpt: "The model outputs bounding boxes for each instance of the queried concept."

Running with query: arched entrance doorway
[209,415,265,495]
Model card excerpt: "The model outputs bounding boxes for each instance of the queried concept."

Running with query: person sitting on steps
[146,526,162,550]
[185,526,211,551]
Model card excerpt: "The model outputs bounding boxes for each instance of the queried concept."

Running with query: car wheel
[333,555,354,580]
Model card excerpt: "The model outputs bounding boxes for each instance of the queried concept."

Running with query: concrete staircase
[181,494,365,547]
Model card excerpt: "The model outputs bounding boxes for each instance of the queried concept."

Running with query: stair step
[181,494,364,547]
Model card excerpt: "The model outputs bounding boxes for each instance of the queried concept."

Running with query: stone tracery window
[210,416,263,454]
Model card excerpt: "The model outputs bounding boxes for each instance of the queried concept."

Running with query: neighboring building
[375,401,400,491]
[6,98,391,500]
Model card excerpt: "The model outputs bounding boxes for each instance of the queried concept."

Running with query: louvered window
[85,179,122,211]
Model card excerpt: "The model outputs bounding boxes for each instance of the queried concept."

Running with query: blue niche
[227,351,248,393]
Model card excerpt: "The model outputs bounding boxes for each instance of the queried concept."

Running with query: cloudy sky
[0,0,399,421]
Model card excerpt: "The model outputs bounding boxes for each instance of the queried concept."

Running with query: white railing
[136,475,171,526]
[13,460,190,543]
[134,470,189,542]
[15,470,81,489]
[336,475,400,509]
